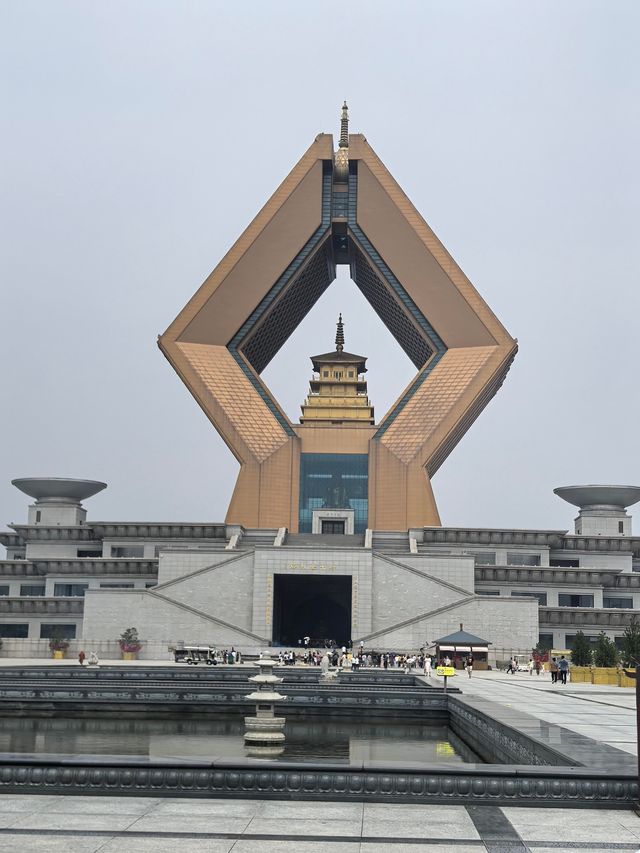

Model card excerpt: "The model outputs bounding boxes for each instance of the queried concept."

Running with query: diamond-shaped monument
[159,104,517,531]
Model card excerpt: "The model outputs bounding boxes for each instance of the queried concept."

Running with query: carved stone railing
[422,527,567,548]
[539,607,639,628]
[0,561,42,577]
[90,523,227,539]
[0,598,84,615]
[32,559,158,576]
[475,566,621,587]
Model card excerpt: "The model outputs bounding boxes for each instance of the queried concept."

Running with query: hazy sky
[1,1,639,538]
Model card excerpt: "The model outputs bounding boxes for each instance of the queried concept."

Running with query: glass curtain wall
[299,453,368,533]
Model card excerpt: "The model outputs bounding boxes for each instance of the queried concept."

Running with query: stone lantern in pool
[244,652,287,757]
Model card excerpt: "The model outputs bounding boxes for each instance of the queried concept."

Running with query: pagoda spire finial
[339,101,349,148]
[335,313,345,353]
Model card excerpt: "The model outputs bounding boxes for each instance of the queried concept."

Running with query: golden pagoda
[300,315,375,425]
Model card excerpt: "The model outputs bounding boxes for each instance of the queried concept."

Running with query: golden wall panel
[295,424,375,454]
[380,347,496,464]
[176,342,289,463]
[350,134,514,349]
[368,441,440,529]
[162,135,332,345]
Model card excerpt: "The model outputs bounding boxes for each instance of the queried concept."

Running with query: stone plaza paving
[0,668,639,851]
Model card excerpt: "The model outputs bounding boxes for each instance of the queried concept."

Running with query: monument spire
[334,101,349,182]
[335,313,345,353]
[339,101,349,148]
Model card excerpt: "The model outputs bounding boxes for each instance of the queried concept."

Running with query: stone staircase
[371,531,411,553]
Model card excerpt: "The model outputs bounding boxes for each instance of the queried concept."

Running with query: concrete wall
[83,589,262,645]
[371,558,469,631]
[365,596,538,653]
[158,553,254,632]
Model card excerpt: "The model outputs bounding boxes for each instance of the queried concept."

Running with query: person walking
[466,654,474,678]
[424,655,432,678]
[528,658,534,676]
[506,657,516,675]
[558,655,569,685]
[550,657,558,684]
[78,650,85,667]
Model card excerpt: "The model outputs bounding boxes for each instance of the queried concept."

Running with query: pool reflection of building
[0,715,473,765]
[2,107,639,661]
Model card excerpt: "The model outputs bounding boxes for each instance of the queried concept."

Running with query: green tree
[619,616,640,667]
[569,631,593,666]
[593,632,618,668]
[534,637,553,654]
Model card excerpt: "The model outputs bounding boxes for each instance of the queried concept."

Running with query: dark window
[477,590,499,596]
[39,623,77,639]
[321,520,346,535]
[110,546,144,558]
[0,586,10,596]
[19,585,45,597]
[538,633,553,649]
[99,583,134,589]
[550,558,579,568]
[145,582,156,588]
[323,371,329,378]
[565,634,599,649]
[558,594,594,608]
[53,583,89,597]
[619,521,625,534]
[468,552,496,566]
[77,550,102,558]
[511,591,547,605]
[348,371,354,378]
[615,636,625,650]
[0,624,28,638]
[507,553,541,566]
[35,510,41,523]
[603,597,633,609]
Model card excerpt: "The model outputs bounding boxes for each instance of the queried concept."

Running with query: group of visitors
[549,655,570,684]
[504,655,570,683]
[277,650,298,665]
[220,647,241,665]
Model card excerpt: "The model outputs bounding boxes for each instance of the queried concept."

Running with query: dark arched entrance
[272,574,352,647]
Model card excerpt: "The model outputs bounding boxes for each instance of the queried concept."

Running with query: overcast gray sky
[1,1,639,538]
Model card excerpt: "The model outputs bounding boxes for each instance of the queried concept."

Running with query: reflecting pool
[0,715,479,764]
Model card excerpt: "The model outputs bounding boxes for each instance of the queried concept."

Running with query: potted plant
[119,627,142,661]
[49,630,70,660]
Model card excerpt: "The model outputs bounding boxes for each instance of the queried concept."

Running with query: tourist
[528,658,534,675]
[558,655,569,685]
[466,654,474,678]
[444,655,451,667]
[506,657,515,674]
[78,650,85,667]
[424,654,432,677]
[534,658,542,676]
[550,657,558,684]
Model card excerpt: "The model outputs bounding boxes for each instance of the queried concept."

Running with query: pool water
[0,715,479,764]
